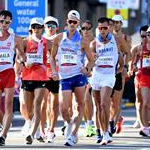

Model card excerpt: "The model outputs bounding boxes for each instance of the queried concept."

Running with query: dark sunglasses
[46,24,57,28]
[81,27,91,31]
[146,32,150,37]
[31,24,43,29]
[68,20,78,25]
[0,19,11,24]
[98,26,108,30]
[141,35,147,38]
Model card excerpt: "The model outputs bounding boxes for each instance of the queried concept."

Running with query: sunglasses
[0,19,11,24]
[141,35,147,38]
[98,26,108,30]
[146,32,150,37]
[31,25,43,29]
[68,20,78,25]
[81,27,91,31]
[46,24,57,28]
[114,21,121,24]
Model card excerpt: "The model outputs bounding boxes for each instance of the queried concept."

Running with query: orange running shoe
[116,116,124,134]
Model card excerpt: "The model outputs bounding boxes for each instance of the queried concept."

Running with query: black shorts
[21,80,46,92]
[113,73,122,91]
[45,79,59,93]
[110,73,122,97]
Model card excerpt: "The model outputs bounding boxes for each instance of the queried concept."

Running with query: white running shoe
[34,127,41,139]
[64,134,78,146]
[100,132,108,145]
[21,120,32,136]
[46,132,55,143]
[140,127,150,137]
[107,132,113,143]
[64,120,73,139]
[133,120,140,128]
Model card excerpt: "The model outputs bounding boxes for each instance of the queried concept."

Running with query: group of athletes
[0,9,150,147]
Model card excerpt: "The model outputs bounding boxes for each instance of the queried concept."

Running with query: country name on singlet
[28,54,42,58]
[0,53,10,58]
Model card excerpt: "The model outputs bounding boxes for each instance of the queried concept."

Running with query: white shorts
[91,72,116,90]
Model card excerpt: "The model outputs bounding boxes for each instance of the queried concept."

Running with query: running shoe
[34,128,44,142]
[26,135,33,144]
[116,116,124,134]
[96,135,102,143]
[139,127,150,137]
[133,120,140,128]
[21,120,32,136]
[100,133,108,145]
[96,129,102,143]
[0,136,5,146]
[46,132,56,143]
[64,134,78,146]
[107,132,113,143]
[86,125,96,137]
[61,125,66,135]
[64,121,73,139]
[109,120,116,135]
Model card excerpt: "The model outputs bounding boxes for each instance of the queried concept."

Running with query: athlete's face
[67,18,79,32]
[108,20,114,33]
[44,21,58,36]
[81,22,92,37]
[31,24,44,35]
[113,21,122,32]
[140,30,147,44]
[97,22,109,38]
[0,15,12,31]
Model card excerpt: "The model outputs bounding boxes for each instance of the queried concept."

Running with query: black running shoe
[37,136,44,142]
[61,126,66,135]
[26,135,33,144]
[0,136,5,146]
[109,120,116,135]
[96,129,102,143]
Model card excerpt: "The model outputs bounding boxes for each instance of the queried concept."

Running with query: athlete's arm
[116,37,131,66]
[15,36,25,62]
[81,38,94,75]
[117,52,124,74]
[50,33,62,80]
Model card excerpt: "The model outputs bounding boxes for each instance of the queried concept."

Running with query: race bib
[26,53,43,64]
[61,54,77,65]
[142,57,150,68]
[0,52,12,63]
[96,56,114,67]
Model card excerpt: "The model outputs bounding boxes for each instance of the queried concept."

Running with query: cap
[30,17,44,26]
[44,16,59,26]
[146,26,150,32]
[112,15,123,22]
[68,10,80,21]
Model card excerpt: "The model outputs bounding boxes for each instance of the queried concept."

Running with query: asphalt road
[1,107,150,150]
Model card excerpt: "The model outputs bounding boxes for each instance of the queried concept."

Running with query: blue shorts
[60,74,86,91]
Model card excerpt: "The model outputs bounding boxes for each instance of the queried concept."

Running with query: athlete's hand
[51,72,59,81]
[132,64,138,72]
[122,68,129,78]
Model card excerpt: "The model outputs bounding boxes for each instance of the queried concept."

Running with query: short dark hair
[140,25,149,33]
[0,10,12,20]
[98,17,109,24]
[82,20,93,28]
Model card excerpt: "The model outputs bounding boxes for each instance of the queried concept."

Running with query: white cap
[68,10,80,21]
[44,16,59,26]
[30,17,44,26]
[112,15,123,22]
[147,26,150,32]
